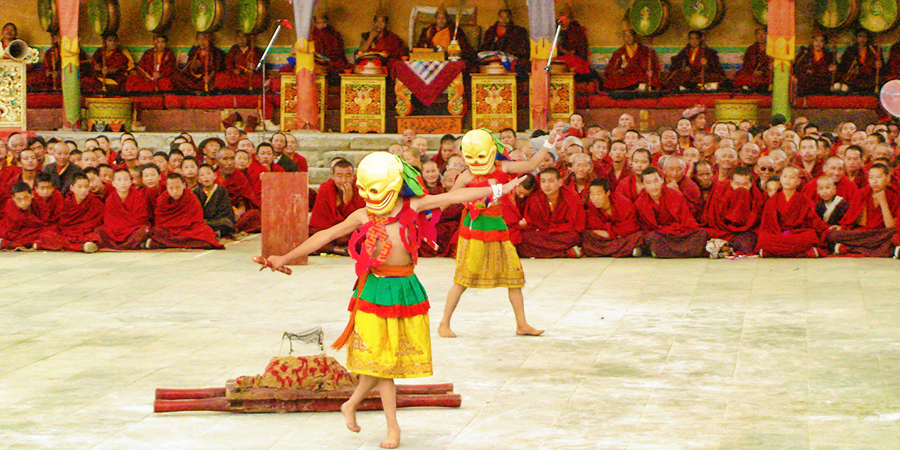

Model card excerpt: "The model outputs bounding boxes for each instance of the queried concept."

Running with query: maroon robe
[99,187,151,250]
[847,170,868,189]
[582,194,643,257]
[886,41,900,82]
[58,193,104,246]
[564,174,593,202]
[557,21,591,74]
[756,191,830,257]
[701,181,765,254]
[216,170,260,233]
[603,165,633,192]
[214,45,264,90]
[634,187,709,258]
[150,189,224,249]
[175,46,226,92]
[733,43,772,89]
[518,186,586,258]
[794,47,835,94]
[360,30,408,62]
[672,177,703,220]
[311,25,350,74]
[801,175,858,203]
[592,156,612,180]
[836,43,883,92]
[27,45,87,91]
[245,160,285,197]
[614,174,642,202]
[81,48,131,92]
[501,193,529,246]
[663,45,725,90]
[604,43,661,90]
[480,23,530,60]
[416,24,477,66]
[124,48,177,92]
[826,186,898,257]
[0,198,56,248]
[0,165,22,210]
[34,191,63,225]
[308,178,366,248]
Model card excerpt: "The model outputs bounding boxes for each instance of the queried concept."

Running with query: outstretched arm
[413,176,525,212]
[267,209,367,270]
[500,129,560,174]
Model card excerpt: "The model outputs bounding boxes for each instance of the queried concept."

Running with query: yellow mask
[356,152,404,215]
[461,129,498,176]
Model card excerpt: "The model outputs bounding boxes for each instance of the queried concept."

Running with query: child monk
[0,182,55,250]
[265,151,525,449]
[147,173,224,250]
[34,173,63,225]
[98,168,151,250]
[53,173,103,253]
[439,128,554,338]
[582,177,644,257]
[756,166,834,257]
[701,166,766,254]
[813,177,849,226]
[826,164,898,257]
[634,167,710,258]
[193,164,235,239]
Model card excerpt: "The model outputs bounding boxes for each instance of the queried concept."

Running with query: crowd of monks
[4,111,900,257]
[12,11,900,95]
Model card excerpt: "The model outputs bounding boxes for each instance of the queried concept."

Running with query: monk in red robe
[98,169,151,250]
[480,9,530,61]
[555,9,591,74]
[34,174,63,225]
[801,155,858,202]
[416,6,476,66]
[216,148,260,233]
[702,167,765,255]
[176,33,226,92]
[756,167,833,257]
[0,142,22,209]
[794,137,823,182]
[214,32,263,91]
[501,173,535,247]
[147,174,224,250]
[0,182,56,250]
[601,140,632,192]
[583,178,643,257]
[634,168,710,258]
[794,33,836,94]
[311,14,350,75]
[125,34,177,92]
[27,33,68,91]
[843,146,868,189]
[245,143,285,195]
[615,148,652,202]
[82,34,132,92]
[43,173,103,252]
[835,29,883,93]
[604,29,660,91]
[308,159,366,253]
[663,31,725,91]
[565,153,594,202]
[662,155,703,220]
[518,168,586,258]
[826,164,897,257]
[356,14,408,66]
[733,28,772,91]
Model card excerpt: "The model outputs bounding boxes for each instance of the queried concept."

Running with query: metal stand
[257,22,285,140]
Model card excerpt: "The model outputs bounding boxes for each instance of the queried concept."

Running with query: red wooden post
[261,172,308,265]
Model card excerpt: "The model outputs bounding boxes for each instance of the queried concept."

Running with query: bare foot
[438,323,457,338]
[380,426,401,449]
[340,401,361,433]
[516,325,545,336]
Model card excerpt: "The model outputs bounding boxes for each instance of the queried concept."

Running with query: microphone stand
[257,21,285,140]
[545,21,563,72]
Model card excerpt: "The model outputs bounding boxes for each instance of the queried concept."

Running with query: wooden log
[225,382,455,402]
[155,393,463,413]
[155,387,226,400]
[154,397,230,413]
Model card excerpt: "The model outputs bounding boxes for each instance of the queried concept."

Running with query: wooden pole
[58,0,82,130]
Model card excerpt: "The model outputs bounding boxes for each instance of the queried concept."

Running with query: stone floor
[1,236,899,450]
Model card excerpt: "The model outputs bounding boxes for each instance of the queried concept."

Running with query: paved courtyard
[1,236,899,449]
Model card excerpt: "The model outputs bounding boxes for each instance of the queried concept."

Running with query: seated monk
[147,173,224,250]
[794,137,823,183]
[214,32,263,91]
[834,29,882,93]
[604,29,661,91]
[663,30,725,91]
[501,172,536,247]
[479,8,530,69]
[843,146,868,189]
[356,13,408,68]
[81,34,133,93]
[45,173,103,253]
[216,148,260,233]
[34,173,63,225]
[555,7,591,74]
[193,164,235,239]
[175,33,225,92]
[566,153,594,202]
[794,32,836,95]
[602,140,632,192]
[802,155,858,202]
[756,167,833,258]
[424,168,467,257]
[308,159,366,254]
[634,167,710,258]
[83,167,112,202]
[827,164,898,257]
[416,4,476,66]
[97,169,151,250]
[661,155,703,220]
[518,168,586,258]
[311,13,350,76]
[733,28,772,91]
[702,166,765,255]
[246,143,285,195]
[615,148,652,202]
[0,182,56,250]
[583,178,643,257]
[27,32,88,91]
[124,34,177,92]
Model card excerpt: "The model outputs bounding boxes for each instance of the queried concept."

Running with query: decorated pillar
[292,0,319,130]
[58,0,81,129]
[528,0,555,130]
[767,0,795,120]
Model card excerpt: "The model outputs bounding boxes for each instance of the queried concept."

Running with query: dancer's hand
[267,255,286,271]
[501,176,526,195]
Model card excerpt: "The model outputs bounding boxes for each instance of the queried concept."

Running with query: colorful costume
[454,130,525,289]
[332,153,436,379]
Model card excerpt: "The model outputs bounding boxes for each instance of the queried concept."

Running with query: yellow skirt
[346,310,433,379]
[453,237,526,289]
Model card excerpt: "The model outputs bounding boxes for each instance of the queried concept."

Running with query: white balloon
[879,80,900,118]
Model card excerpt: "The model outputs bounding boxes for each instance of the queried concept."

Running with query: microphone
[557,16,569,26]
[276,19,294,30]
